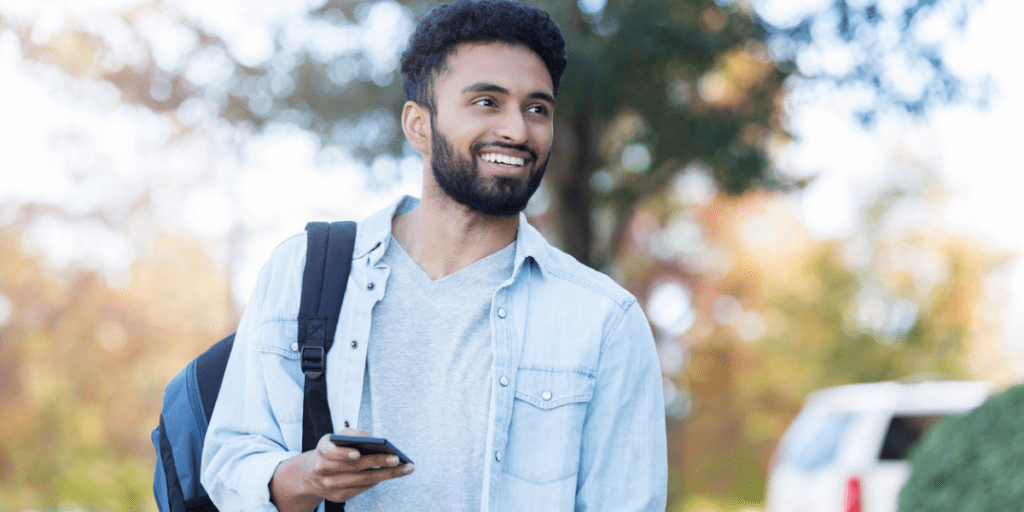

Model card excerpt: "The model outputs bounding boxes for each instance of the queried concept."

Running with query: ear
[401,101,431,155]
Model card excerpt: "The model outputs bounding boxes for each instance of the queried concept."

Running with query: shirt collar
[353,195,417,262]
[513,211,551,279]
[354,195,551,279]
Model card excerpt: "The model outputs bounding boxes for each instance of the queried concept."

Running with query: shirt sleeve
[200,252,300,511]
[575,300,668,511]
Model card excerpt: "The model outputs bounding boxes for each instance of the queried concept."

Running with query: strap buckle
[301,345,326,379]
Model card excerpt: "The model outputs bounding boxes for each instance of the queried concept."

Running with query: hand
[270,429,414,511]
[306,429,414,501]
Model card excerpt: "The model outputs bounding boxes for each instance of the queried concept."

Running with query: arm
[200,241,411,511]
[201,257,292,511]
[576,300,668,511]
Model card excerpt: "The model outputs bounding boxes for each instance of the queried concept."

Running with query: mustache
[472,141,538,162]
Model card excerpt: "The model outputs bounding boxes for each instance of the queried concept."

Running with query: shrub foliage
[900,384,1024,511]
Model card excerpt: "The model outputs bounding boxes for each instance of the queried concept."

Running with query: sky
[766,0,1024,353]
[0,0,1021,354]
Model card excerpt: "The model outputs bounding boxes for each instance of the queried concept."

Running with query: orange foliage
[0,229,238,511]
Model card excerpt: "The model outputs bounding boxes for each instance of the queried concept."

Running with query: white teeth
[481,153,525,166]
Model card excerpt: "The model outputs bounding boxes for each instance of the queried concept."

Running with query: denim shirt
[201,196,667,511]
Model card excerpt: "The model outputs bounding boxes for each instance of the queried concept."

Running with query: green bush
[899,384,1024,511]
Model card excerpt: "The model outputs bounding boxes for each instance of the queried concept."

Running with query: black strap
[299,221,356,511]
[183,495,218,512]
[196,334,235,423]
[159,415,187,512]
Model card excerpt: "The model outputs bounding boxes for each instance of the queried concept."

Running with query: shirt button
[541,391,553,401]
[499,377,509,386]
[367,282,375,290]
[344,421,350,428]
[290,342,299,352]
[495,451,502,462]
[351,340,358,349]
[497,308,507,318]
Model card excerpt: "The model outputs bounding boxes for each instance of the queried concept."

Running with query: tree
[0,0,985,268]
[0,0,992,509]
[0,228,237,511]
[626,181,1002,507]
[900,384,1024,511]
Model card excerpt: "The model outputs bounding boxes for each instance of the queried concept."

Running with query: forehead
[433,42,554,99]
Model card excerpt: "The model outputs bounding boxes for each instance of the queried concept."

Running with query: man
[201,1,667,510]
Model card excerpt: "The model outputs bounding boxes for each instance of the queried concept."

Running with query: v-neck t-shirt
[346,235,516,511]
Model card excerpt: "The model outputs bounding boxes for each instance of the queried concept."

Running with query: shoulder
[245,232,307,321]
[519,221,636,314]
[259,232,308,286]
[270,232,308,263]
[538,244,637,312]
[515,229,653,367]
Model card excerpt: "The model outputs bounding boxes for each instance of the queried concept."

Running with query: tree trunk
[549,103,598,267]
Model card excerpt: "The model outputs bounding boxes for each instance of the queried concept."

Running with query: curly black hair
[400,0,567,114]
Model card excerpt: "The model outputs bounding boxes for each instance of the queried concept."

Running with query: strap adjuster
[301,345,326,379]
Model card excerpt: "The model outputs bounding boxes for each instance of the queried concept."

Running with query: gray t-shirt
[345,235,515,511]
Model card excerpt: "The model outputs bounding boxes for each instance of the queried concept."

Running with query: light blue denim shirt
[201,196,667,511]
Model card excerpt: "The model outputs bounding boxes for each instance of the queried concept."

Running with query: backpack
[152,221,356,512]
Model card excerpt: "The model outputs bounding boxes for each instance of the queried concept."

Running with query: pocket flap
[514,368,596,409]
[253,317,301,360]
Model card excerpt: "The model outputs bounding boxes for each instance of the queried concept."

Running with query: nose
[495,110,528,144]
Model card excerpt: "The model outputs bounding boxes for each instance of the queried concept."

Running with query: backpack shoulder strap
[299,221,356,453]
[299,221,356,511]
[195,334,235,423]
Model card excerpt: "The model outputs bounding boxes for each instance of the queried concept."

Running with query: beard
[430,117,548,218]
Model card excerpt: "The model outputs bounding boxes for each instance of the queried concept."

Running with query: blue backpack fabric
[152,221,356,512]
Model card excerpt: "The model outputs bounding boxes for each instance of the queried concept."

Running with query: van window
[878,414,949,461]
[778,413,854,470]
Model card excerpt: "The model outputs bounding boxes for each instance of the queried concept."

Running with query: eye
[527,104,550,116]
[474,98,496,107]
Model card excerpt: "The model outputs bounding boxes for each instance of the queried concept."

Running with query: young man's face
[427,42,555,217]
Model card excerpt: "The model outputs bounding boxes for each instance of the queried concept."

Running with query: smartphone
[328,434,414,465]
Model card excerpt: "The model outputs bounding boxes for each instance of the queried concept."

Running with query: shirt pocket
[253,318,304,429]
[504,367,596,485]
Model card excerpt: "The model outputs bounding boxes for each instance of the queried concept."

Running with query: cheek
[442,120,487,148]
[533,123,554,153]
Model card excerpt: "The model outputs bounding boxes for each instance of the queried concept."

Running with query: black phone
[328,435,414,465]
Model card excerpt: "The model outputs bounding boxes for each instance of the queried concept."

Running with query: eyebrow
[461,82,556,106]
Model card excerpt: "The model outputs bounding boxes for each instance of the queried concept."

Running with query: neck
[392,187,519,280]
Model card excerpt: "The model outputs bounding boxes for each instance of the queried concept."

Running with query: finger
[324,453,400,474]
[317,429,369,451]
[316,436,360,463]
[315,445,402,475]
[325,463,415,490]
[318,464,415,502]
[352,454,402,471]
[322,485,372,503]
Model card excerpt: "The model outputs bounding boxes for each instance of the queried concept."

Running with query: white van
[764,379,991,512]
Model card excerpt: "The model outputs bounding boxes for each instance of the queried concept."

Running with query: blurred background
[0,0,1021,510]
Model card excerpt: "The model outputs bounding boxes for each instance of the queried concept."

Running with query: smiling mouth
[480,152,527,167]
